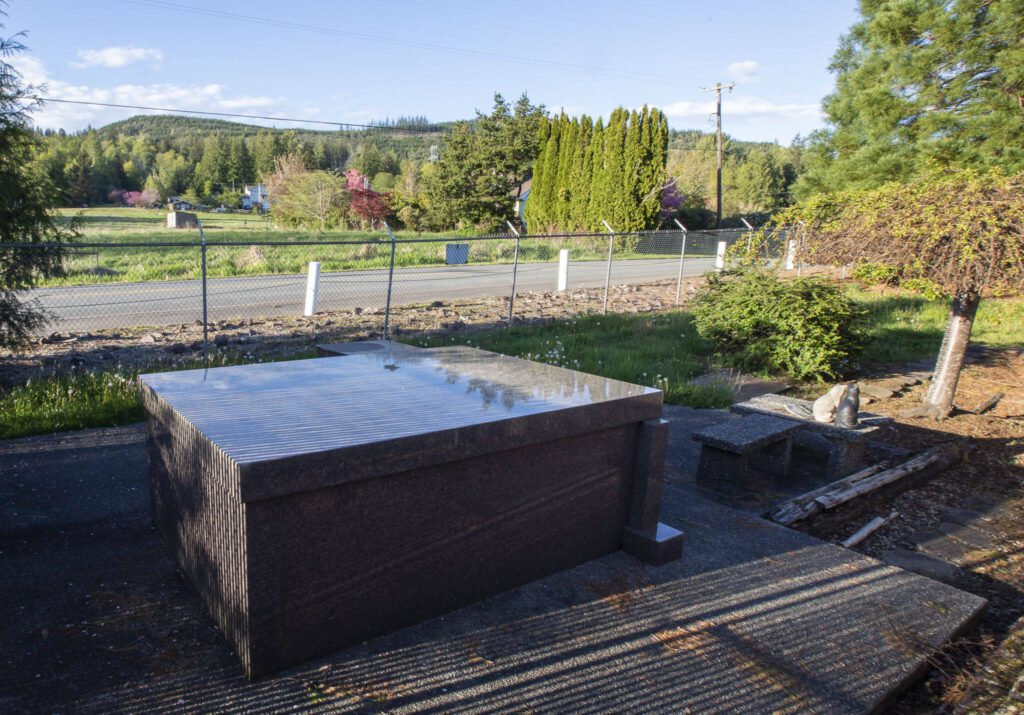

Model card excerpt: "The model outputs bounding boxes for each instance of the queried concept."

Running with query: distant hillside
[94,114,447,142]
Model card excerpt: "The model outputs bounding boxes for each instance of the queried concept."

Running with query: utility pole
[702,82,734,227]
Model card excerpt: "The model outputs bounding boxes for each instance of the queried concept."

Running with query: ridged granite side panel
[242,424,638,676]
[142,385,252,673]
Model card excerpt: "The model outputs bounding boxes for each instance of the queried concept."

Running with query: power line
[117,0,712,85]
[37,97,445,133]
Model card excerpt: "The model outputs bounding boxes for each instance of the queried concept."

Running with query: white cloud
[726,60,759,83]
[661,96,823,141]
[72,46,164,69]
[217,96,277,110]
[663,96,821,123]
[9,56,316,131]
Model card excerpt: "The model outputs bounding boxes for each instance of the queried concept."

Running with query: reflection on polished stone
[139,346,657,465]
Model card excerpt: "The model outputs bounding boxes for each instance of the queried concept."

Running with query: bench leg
[696,446,748,495]
[827,440,865,478]
[759,438,792,477]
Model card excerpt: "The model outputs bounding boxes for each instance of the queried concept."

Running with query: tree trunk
[924,291,980,417]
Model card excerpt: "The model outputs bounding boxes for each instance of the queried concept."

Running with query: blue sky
[8,0,859,144]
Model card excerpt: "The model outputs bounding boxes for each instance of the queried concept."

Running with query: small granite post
[621,418,684,566]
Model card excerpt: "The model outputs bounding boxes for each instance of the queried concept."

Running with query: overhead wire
[36,96,444,133]
[116,0,714,85]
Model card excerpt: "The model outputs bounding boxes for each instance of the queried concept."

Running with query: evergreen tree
[568,115,593,231]
[533,115,561,230]
[553,114,575,229]
[226,137,254,187]
[796,0,1024,199]
[733,147,785,213]
[586,117,605,231]
[523,116,551,231]
[193,135,227,196]
[0,14,77,348]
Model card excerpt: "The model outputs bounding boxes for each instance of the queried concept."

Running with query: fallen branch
[768,442,964,525]
[813,444,962,511]
[841,511,899,548]
[968,392,1004,415]
[768,461,891,525]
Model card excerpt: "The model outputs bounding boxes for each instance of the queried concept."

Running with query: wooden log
[768,461,891,525]
[841,511,898,548]
[812,444,961,511]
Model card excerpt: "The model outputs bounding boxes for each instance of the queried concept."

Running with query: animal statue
[834,383,860,428]
[811,384,847,423]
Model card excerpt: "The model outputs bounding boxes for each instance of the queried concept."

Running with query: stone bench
[731,393,892,478]
[692,414,803,493]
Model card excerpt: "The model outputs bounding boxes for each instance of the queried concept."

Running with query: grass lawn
[2,288,1020,440]
[411,311,732,408]
[46,207,695,287]
[853,288,1024,364]
[0,350,314,440]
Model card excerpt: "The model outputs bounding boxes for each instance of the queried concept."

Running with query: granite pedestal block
[140,346,680,678]
[692,414,802,494]
[732,393,887,478]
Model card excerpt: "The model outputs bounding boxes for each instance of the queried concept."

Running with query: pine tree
[194,135,227,196]
[796,0,1024,199]
[0,16,77,348]
[226,137,254,187]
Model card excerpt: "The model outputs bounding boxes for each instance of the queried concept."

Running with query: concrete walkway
[1,420,986,713]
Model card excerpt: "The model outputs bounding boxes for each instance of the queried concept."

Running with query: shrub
[691,270,867,380]
[851,261,901,285]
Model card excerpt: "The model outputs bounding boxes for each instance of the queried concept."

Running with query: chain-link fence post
[383,222,397,341]
[198,220,209,359]
[673,219,688,306]
[506,220,520,326]
[601,220,615,314]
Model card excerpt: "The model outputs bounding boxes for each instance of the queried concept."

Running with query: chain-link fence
[6,224,786,352]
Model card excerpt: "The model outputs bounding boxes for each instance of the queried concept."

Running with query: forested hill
[30,114,448,206]
[90,114,447,143]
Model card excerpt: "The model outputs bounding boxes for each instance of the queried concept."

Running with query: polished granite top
[140,346,659,464]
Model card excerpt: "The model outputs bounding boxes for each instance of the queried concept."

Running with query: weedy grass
[3,287,1019,440]
[0,349,316,440]
[411,311,734,408]
[852,288,1023,364]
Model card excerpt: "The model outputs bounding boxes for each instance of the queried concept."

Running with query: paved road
[30,257,718,333]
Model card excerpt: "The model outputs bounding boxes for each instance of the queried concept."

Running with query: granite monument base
[141,348,681,678]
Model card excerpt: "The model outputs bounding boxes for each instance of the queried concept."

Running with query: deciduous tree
[777,168,1024,417]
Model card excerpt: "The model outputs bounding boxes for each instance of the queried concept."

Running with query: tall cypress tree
[553,114,576,229]
[569,114,593,231]
[602,109,628,229]
[524,116,551,231]
[535,114,562,231]
[586,117,606,231]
